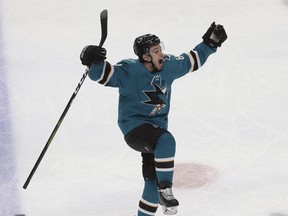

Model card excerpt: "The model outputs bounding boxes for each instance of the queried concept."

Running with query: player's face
[149,44,164,71]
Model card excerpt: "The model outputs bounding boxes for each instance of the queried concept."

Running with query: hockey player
[80,22,227,215]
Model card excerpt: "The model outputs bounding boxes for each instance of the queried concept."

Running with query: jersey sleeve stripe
[188,50,201,72]
[97,62,114,85]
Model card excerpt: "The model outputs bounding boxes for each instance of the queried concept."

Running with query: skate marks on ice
[0,21,21,215]
[174,163,218,189]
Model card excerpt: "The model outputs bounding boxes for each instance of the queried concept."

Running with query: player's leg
[124,124,165,153]
[125,124,166,216]
[154,132,175,183]
[138,153,159,216]
[154,132,179,214]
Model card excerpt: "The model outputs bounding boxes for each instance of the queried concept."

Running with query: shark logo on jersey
[142,75,168,116]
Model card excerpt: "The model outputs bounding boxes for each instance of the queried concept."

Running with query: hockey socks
[138,180,159,216]
[154,132,175,183]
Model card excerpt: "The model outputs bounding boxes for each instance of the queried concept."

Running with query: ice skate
[158,182,179,215]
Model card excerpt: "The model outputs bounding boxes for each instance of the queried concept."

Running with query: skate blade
[162,206,178,215]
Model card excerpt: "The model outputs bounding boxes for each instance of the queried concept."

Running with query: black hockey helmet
[133,34,160,61]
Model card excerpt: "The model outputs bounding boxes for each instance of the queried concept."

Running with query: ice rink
[1,0,288,215]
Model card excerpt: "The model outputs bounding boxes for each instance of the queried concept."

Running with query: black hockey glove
[202,22,227,48]
[80,45,107,66]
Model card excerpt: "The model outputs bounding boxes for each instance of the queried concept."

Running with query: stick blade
[99,9,108,47]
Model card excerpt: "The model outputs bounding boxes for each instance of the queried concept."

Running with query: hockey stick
[23,9,108,189]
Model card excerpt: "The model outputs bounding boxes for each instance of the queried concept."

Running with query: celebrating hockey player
[80,22,227,215]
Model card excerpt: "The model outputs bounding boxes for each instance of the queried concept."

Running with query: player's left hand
[202,22,227,48]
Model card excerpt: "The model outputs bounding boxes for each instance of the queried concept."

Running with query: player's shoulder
[163,54,173,62]
[114,58,143,74]
[111,59,142,78]
[163,53,188,62]
[115,58,139,67]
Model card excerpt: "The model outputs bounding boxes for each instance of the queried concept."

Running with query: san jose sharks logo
[142,75,168,116]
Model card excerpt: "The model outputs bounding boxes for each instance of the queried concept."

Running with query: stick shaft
[23,68,89,189]
[23,9,108,189]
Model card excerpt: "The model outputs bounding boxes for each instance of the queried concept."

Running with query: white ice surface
[1,0,288,215]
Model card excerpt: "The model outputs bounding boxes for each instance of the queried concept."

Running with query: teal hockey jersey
[88,42,216,135]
